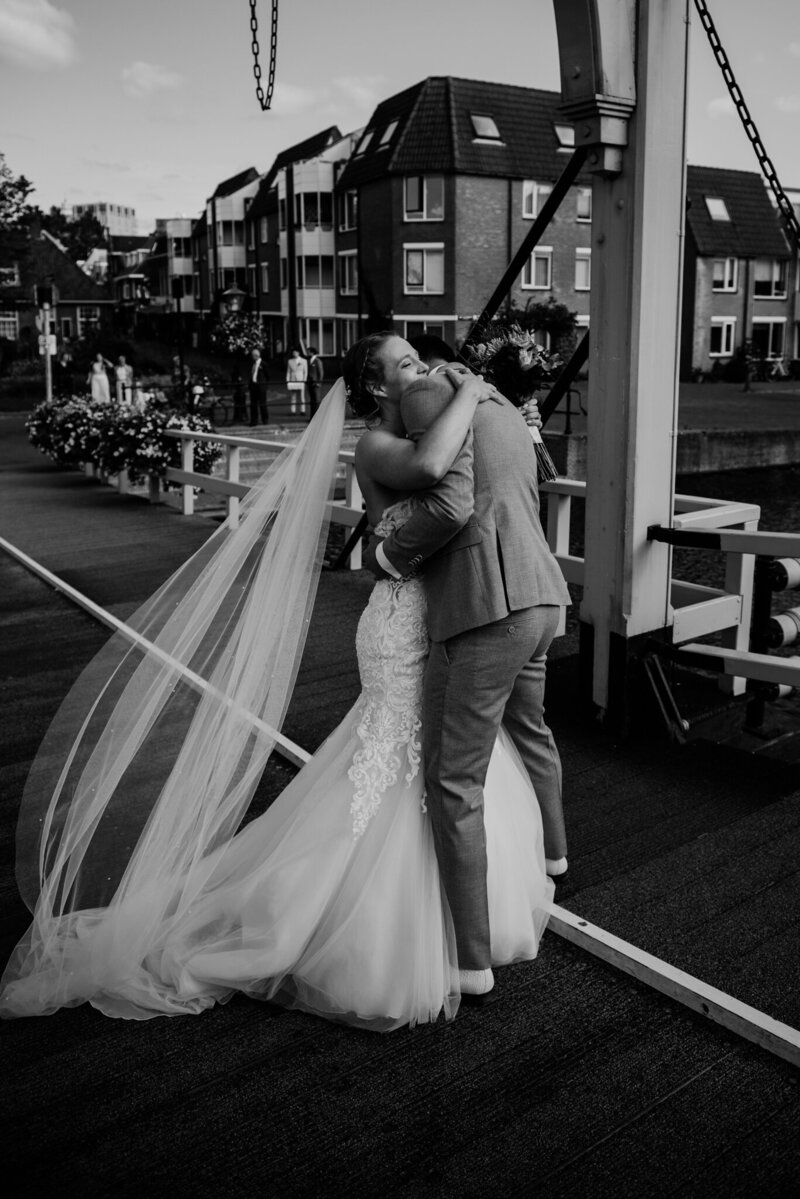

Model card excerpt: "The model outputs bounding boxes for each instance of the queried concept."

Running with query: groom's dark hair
[409,333,458,366]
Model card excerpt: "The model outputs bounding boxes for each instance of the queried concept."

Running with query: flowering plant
[465,322,562,407]
[209,313,265,356]
[27,395,221,486]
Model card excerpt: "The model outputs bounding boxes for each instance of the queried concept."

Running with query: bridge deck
[2,415,798,1198]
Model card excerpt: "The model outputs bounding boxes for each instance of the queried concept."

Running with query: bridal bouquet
[465,323,561,482]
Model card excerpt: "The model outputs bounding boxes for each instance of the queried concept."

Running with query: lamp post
[222,284,246,315]
[171,275,185,404]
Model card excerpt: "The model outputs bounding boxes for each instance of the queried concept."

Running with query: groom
[372,351,570,997]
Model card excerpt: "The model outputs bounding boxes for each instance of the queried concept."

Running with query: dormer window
[379,121,398,147]
[554,123,575,149]
[705,197,730,221]
[470,114,502,142]
[354,130,373,157]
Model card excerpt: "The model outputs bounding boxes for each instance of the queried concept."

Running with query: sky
[0,0,798,233]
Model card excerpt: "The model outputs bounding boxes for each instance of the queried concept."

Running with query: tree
[0,153,35,266]
[25,204,107,264]
[507,296,579,359]
[209,313,265,357]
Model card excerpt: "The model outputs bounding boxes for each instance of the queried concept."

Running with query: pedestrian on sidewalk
[286,346,307,416]
[305,346,324,420]
[249,347,269,426]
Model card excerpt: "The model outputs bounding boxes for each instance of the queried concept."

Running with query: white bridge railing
[138,437,798,692]
[542,478,800,694]
[163,429,364,569]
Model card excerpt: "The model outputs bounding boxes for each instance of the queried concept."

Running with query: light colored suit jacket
[380,373,570,642]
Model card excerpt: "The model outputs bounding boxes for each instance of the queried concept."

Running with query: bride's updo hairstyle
[342,331,395,420]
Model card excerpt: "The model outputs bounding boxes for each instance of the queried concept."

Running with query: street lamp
[171,276,186,403]
[222,284,246,315]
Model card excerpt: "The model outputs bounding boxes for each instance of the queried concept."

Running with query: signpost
[35,281,58,403]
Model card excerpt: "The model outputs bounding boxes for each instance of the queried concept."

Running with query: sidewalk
[2,417,799,1196]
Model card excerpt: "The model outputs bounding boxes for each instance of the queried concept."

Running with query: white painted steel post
[181,437,195,516]
[226,445,241,529]
[558,0,690,721]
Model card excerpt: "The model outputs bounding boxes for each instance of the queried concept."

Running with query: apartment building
[334,76,595,355]
[681,165,797,377]
[71,202,138,237]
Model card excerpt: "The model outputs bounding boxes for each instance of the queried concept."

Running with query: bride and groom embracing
[0,331,570,1030]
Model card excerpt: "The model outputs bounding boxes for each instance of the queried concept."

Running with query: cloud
[0,0,75,69]
[775,95,800,112]
[333,75,385,110]
[122,60,183,99]
[268,82,322,116]
[707,96,735,118]
[789,43,800,58]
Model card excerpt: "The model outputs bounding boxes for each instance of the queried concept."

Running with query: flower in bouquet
[465,323,562,408]
[464,322,562,482]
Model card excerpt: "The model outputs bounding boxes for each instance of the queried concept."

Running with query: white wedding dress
[1,500,553,1030]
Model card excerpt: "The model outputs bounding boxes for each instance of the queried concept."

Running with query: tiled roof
[337,77,589,189]
[686,166,789,258]
[248,126,343,219]
[211,166,260,199]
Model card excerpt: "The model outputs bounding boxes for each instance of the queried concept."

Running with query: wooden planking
[548,903,800,1068]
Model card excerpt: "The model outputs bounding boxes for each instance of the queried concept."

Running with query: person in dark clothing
[248,348,269,426]
[305,346,325,420]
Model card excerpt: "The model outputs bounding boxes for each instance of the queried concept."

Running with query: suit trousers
[249,384,268,425]
[422,604,564,969]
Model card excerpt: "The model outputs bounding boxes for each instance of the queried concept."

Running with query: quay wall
[544,429,800,477]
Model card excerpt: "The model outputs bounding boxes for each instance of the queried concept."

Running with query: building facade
[71,202,138,237]
[681,165,797,378]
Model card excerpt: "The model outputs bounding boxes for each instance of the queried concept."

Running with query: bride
[0,333,553,1031]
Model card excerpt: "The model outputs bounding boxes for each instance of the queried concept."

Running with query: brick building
[681,165,796,378]
[334,76,595,354]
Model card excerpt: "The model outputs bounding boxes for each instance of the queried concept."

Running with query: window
[753,259,787,298]
[247,222,255,250]
[0,263,21,286]
[280,258,287,289]
[404,244,444,294]
[379,121,398,147]
[554,123,575,149]
[709,317,736,357]
[279,198,286,231]
[575,248,591,291]
[77,306,100,336]
[300,318,335,355]
[705,197,730,221]
[712,257,738,292]
[298,255,334,289]
[576,187,592,222]
[403,321,446,341]
[259,216,268,243]
[0,311,19,340]
[339,252,358,295]
[522,247,552,290]
[522,181,552,220]
[751,318,786,359]
[171,237,191,258]
[248,265,257,295]
[404,175,444,221]
[470,114,502,141]
[60,316,73,339]
[354,130,373,156]
[340,318,359,353]
[261,263,269,292]
[339,189,358,231]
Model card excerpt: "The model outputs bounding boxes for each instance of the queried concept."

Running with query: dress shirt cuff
[375,541,402,579]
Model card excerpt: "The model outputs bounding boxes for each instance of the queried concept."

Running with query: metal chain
[693,0,800,251]
[249,0,278,112]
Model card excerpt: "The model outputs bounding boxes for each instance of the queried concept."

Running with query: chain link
[693,0,800,251]
[249,0,278,112]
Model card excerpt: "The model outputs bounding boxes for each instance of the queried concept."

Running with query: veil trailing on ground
[1,380,349,1017]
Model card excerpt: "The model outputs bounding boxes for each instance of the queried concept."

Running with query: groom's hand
[444,366,503,405]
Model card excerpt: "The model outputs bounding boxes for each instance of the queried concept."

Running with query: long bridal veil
[1,380,349,1017]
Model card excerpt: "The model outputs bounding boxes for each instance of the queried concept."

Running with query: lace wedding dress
[1,500,553,1030]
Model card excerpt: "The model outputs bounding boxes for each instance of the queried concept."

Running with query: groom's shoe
[458,967,495,1005]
